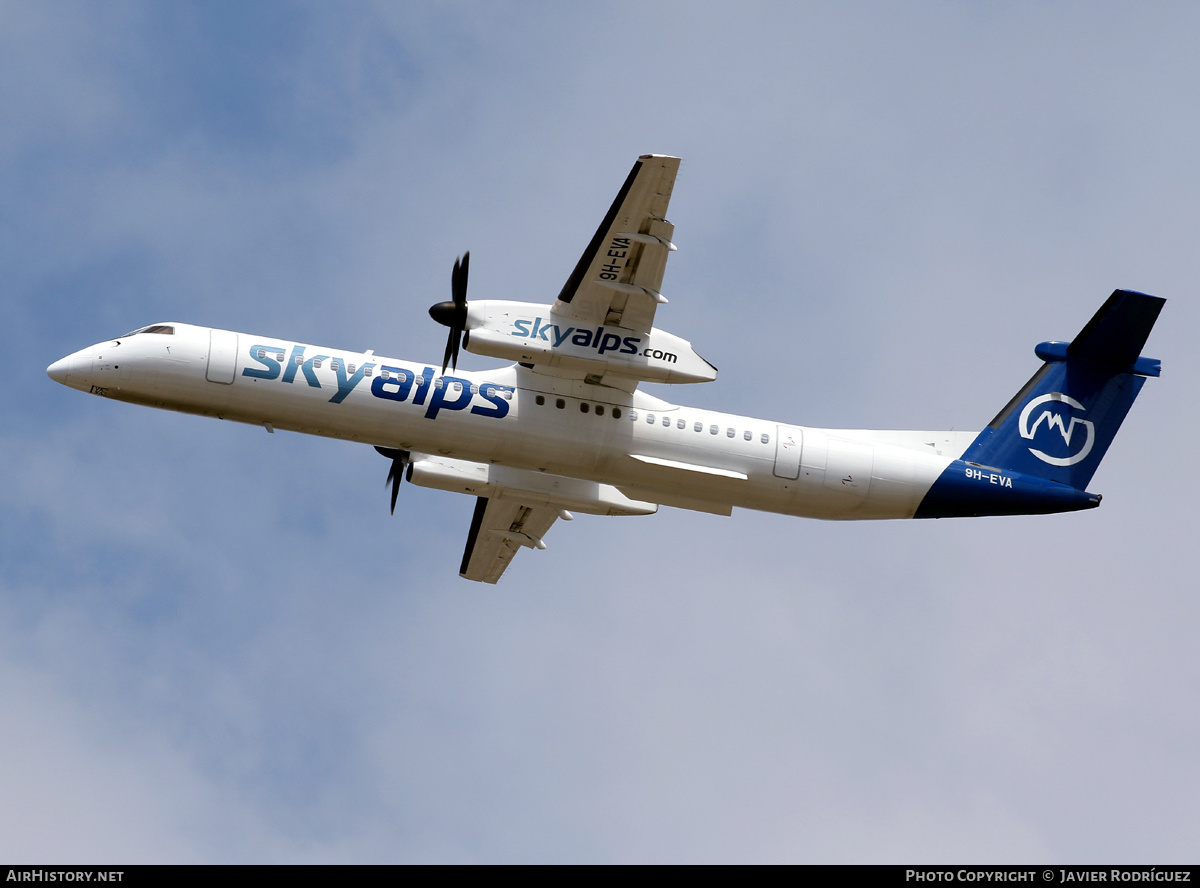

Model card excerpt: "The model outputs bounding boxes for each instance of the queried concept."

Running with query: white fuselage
[48,323,976,521]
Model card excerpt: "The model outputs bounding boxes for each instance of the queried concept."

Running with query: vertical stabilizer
[961,290,1163,490]
[915,290,1164,518]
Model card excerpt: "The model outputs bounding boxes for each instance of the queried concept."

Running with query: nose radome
[47,356,70,384]
[47,351,94,390]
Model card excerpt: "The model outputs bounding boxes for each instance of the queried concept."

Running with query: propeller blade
[442,329,456,376]
[388,465,402,514]
[374,446,410,515]
[431,252,470,374]
[452,252,469,306]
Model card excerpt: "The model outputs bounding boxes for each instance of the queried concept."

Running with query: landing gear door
[773,425,803,479]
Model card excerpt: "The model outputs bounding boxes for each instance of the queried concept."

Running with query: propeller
[428,252,469,373]
[374,446,411,514]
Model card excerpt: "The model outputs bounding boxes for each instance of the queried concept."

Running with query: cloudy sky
[2,1,1197,863]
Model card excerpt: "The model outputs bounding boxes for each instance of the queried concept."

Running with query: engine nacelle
[461,301,717,385]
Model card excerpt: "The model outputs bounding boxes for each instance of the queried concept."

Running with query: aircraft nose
[47,356,71,384]
[47,351,94,390]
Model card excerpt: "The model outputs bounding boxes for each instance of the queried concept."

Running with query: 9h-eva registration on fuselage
[47,155,1165,583]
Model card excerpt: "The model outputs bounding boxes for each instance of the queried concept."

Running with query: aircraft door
[773,425,803,479]
[205,329,238,385]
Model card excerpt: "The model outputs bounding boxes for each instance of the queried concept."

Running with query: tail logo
[1018,393,1095,467]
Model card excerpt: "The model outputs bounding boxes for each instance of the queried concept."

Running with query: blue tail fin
[914,290,1164,519]
[962,289,1164,489]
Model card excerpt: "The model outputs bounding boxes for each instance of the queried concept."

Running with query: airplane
[47,154,1165,583]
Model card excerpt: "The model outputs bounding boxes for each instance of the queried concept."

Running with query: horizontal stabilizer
[1066,289,1165,370]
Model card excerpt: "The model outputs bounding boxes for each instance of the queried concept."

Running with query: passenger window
[469,384,478,394]
[612,408,622,419]
[434,378,444,389]
[744,430,752,441]
[761,433,770,444]
[677,419,685,429]
[710,425,718,435]
[556,398,565,409]
[694,422,703,432]
[629,410,639,421]
[295,355,303,365]
[596,405,605,416]
[580,403,590,413]
[313,358,323,369]
[726,428,735,438]
[256,348,266,360]
[536,395,545,406]
[364,367,373,377]
[662,416,670,427]
[348,363,356,374]
[646,413,655,424]
[331,360,340,371]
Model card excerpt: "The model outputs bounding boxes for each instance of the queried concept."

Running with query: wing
[552,154,680,333]
[459,496,561,584]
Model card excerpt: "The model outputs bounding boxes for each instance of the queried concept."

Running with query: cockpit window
[121,325,176,337]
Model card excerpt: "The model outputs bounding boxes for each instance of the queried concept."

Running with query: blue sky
[2,1,1198,862]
